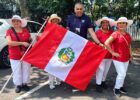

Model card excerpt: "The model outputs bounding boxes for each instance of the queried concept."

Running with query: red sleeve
[111,32,118,40]
[6,29,12,36]
[95,29,101,38]
[23,28,31,37]
[127,32,132,42]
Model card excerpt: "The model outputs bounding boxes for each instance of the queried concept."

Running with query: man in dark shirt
[67,2,103,46]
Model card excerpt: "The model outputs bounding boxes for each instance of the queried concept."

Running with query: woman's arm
[130,45,133,57]
[6,36,30,47]
[88,28,104,47]
[105,36,120,57]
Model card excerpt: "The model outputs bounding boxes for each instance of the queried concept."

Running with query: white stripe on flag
[45,30,88,81]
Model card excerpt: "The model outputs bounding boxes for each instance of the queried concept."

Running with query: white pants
[96,59,112,85]
[48,73,55,86]
[113,60,129,89]
[10,59,31,86]
[48,73,61,85]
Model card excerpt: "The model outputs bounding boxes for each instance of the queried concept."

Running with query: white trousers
[48,73,61,85]
[10,59,31,86]
[48,73,55,86]
[96,59,112,85]
[113,60,129,89]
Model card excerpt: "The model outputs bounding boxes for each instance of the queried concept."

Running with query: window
[0,21,3,26]
[27,22,42,33]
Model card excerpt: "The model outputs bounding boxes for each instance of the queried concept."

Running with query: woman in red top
[105,17,133,97]
[95,17,114,93]
[6,15,31,93]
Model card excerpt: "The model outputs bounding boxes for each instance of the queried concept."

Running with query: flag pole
[20,16,49,61]
[0,17,49,94]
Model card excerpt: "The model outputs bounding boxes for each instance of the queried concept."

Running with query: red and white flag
[23,23,107,91]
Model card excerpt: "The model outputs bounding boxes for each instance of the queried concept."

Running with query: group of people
[6,2,133,97]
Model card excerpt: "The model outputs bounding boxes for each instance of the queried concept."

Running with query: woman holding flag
[6,15,31,93]
[95,17,114,93]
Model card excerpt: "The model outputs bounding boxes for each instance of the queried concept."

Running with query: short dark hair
[74,2,84,8]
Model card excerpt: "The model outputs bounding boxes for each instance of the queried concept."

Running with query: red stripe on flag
[65,41,107,91]
[23,23,67,69]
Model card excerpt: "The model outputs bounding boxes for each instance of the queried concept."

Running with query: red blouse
[6,28,31,60]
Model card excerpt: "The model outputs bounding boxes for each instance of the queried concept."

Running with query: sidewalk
[23,62,140,100]
[0,62,140,100]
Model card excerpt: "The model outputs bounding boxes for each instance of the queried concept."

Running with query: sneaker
[49,84,55,89]
[101,81,108,89]
[15,85,22,93]
[96,84,103,93]
[114,89,121,97]
[55,81,61,85]
[120,87,127,94]
[22,84,30,91]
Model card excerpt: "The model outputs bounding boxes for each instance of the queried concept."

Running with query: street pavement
[0,56,140,100]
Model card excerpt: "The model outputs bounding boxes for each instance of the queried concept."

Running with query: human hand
[99,43,106,48]
[129,56,135,64]
[36,35,40,41]
[112,52,120,58]
[22,42,30,47]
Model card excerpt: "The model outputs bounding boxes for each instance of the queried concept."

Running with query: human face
[101,20,109,30]
[12,19,22,28]
[51,18,60,24]
[74,4,84,17]
[117,22,127,30]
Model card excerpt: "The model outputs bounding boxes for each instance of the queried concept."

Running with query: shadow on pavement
[24,63,140,100]
[0,63,140,100]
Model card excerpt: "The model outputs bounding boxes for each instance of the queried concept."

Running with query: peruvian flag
[23,23,107,91]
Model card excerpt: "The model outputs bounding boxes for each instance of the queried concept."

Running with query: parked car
[0,19,42,68]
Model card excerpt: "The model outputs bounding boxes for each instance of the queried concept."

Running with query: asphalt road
[0,63,140,100]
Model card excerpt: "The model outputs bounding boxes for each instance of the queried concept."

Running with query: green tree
[18,0,30,17]
[3,0,139,21]
[27,0,76,24]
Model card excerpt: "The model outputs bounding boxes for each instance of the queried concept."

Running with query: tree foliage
[27,0,76,24]
[0,0,140,21]
[92,0,140,20]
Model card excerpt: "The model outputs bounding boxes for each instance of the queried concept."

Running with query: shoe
[55,80,61,85]
[22,84,30,91]
[120,87,127,94]
[101,81,108,89]
[114,89,121,97]
[15,85,22,93]
[96,84,103,93]
[49,84,55,89]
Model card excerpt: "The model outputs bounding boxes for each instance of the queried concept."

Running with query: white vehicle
[0,19,42,68]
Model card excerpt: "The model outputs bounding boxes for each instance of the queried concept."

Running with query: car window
[27,22,42,33]
[0,21,3,26]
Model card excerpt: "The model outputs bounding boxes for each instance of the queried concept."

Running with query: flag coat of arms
[23,23,107,91]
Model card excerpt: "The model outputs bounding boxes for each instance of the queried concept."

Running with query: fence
[127,25,140,41]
